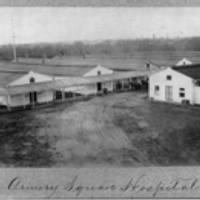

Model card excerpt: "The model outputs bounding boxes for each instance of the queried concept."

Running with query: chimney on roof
[146,63,150,71]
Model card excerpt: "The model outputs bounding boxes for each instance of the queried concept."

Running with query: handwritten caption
[7,174,200,198]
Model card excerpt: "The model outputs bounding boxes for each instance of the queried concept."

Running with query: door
[33,92,37,103]
[29,77,37,105]
[165,86,173,102]
[29,91,38,105]
[97,82,102,92]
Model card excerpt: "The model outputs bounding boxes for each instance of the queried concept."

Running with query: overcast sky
[0,7,200,44]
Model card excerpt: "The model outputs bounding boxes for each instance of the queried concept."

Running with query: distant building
[176,57,192,66]
[81,64,114,94]
[53,64,115,95]
[149,64,200,105]
[148,58,196,70]
[145,62,166,71]
[83,64,113,77]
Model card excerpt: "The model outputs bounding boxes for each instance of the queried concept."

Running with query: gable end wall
[149,68,195,104]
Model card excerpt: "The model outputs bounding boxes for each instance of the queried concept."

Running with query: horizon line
[1,36,200,46]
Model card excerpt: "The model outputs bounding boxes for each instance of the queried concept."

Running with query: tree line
[1,37,200,61]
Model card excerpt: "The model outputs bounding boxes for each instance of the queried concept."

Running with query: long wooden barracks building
[0,62,152,110]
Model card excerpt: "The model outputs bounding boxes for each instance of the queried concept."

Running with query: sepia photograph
[0,6,199,170]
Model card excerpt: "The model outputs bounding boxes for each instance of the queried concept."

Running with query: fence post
[6,94,11,111]
[23,93,26,108]
[62,88,65,101]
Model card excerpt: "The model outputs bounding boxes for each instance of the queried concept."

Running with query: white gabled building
[8,70,53,87]
[0,63,150,109]
[0,71,55,107]
[0,64,116,108]
[176,57,192,66]
[82,64,114,94]
[83,64,113,77]
[149,64,200,105]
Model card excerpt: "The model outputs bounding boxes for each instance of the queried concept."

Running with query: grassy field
[0,91,200,167]
[46,51,200,69]
[13,50,200,72]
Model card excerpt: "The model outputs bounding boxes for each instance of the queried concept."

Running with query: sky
[0,7,200,44]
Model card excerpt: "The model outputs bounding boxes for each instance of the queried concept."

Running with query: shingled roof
[0,71,27,86]
[173,64,200,79]
[0,61,96,77]
[3,70,152,96]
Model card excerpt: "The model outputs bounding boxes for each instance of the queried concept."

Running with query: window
[180,93,185,97]
[179,88,185,98]
[30,77,35,83]
[195,80,200,86]
[146,63,150,70]
[166,75,172,80]
[155,86,159,90]
[154,85,159,95]
[97,70,101,76]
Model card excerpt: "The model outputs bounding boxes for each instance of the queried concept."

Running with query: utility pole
[11,13,17,63]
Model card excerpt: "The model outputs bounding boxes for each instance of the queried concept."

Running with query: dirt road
[0,92,200,167]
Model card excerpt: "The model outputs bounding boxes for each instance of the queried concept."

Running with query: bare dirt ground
[0,91,200,167]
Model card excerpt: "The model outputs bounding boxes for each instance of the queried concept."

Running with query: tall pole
[11,12,17,63]
[12,35,17,63]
